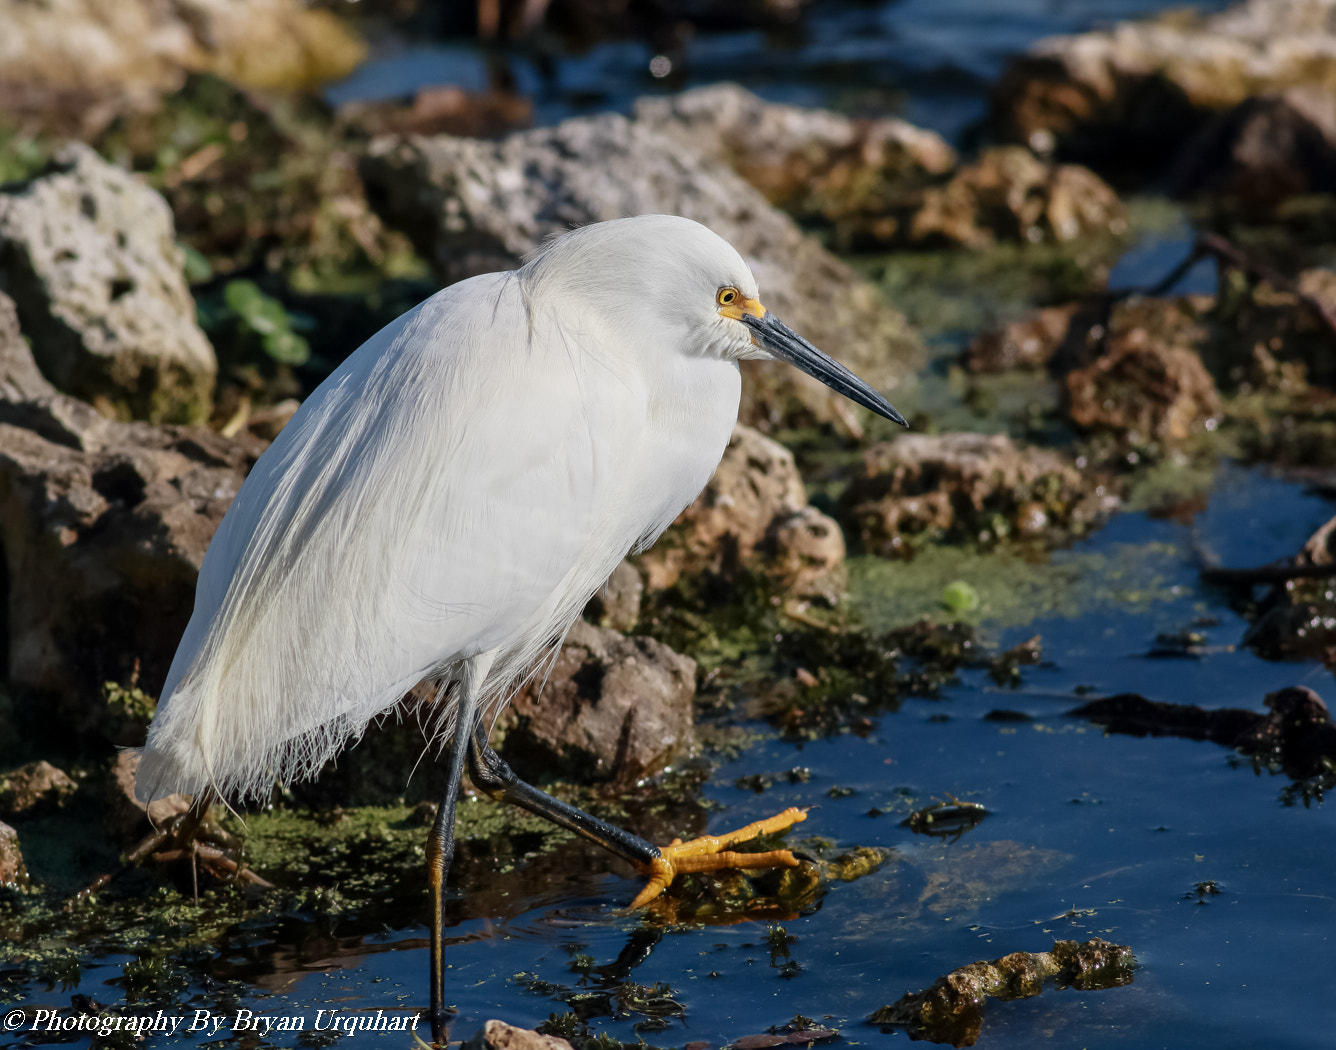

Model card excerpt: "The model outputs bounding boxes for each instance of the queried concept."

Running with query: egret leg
[427,653,495,1046]
[466,731,806,907]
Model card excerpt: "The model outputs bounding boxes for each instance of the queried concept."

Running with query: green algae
[846,541,1185,632]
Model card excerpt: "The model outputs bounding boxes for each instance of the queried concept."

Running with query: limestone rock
[0,144,217,423]
[360,112,922,435]
[635,82,955,246]
[639,423,847,600]
[463,1021,573,1050]
[0,315,263,743]
[993,0,1336,181]
[842,432,1113,554]
[0,821,29,888]
[908,146,1125,249]
[0,0,364,134]
[105,751,192,840]
[0,760,78,819]
[584,559,645,633]
[1170,86,1336,211]
[503,620,696,787]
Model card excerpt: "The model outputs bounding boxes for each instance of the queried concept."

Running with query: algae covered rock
[992,0,1336,181]
[907,146,1125,250]
[0,144,216,423]
[1064,299,1222,445]
[639,423,846,601]
[841,432,1112,554]
[635,82,956,247]
[503,620,697,787]
[360,112,922,434]
[0,760,77,819]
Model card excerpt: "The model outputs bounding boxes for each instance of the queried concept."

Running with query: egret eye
[717,288,739,307]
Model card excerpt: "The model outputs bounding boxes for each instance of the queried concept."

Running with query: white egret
[135,214,906,1040]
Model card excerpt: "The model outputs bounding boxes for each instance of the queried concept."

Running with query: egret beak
[740,311,909,427]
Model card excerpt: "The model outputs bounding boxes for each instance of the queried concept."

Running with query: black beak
[741,313,908,427]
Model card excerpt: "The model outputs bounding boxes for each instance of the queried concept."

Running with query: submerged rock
[503,620,696,787]
[0,760,77,819]
[840,432,1112,555]
[360,112,922,434]
[0,144,216,423]
[992,0,1336,183]
[0,297,262,743]
[0,0,364,134]
[639,423,847,601]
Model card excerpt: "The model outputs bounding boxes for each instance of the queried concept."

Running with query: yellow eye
[717,288,738,306]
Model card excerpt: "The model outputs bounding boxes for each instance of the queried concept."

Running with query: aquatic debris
[1070,686,1336,787]
[869,937,1134,1047]
[903,796,989,842]
[730,1024,838,1050]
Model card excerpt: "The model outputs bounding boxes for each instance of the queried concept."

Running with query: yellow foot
[629,807,808,909]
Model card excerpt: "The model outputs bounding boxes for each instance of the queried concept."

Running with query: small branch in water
[1201,562,1336,586]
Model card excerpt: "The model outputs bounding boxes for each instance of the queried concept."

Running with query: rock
[341,85,532,139]
[964,304,1081,373]
[992,0,1336,182]
[463,1021,573,1050]
[1169,86,1336,212]
[907,146,1126,250]
[105,751,192,839]
[638,423,847,600]
[0,0,364,135]
[584,560,645,633]
[0,820,29,888]
[503,620,696,787]
[360,112,922,435]
[0,760,78,819]
[0,144,217,423]
[0,318,264,744]
[635,83,956,247]
[841,432,1113,555]
[1064,302,1222,445]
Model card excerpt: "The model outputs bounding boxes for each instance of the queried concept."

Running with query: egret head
[523,214,907,426]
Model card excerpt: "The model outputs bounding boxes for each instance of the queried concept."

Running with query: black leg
[467,727,663,867]
[427,658,491,1047]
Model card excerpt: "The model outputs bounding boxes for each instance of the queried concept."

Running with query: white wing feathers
[136,274,650,802]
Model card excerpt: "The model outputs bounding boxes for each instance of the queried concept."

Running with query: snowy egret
[135,214,906,1039]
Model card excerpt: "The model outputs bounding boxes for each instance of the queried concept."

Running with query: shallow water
[9,465,1335,1048]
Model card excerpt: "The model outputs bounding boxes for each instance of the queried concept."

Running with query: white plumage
[136,215,760,803]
